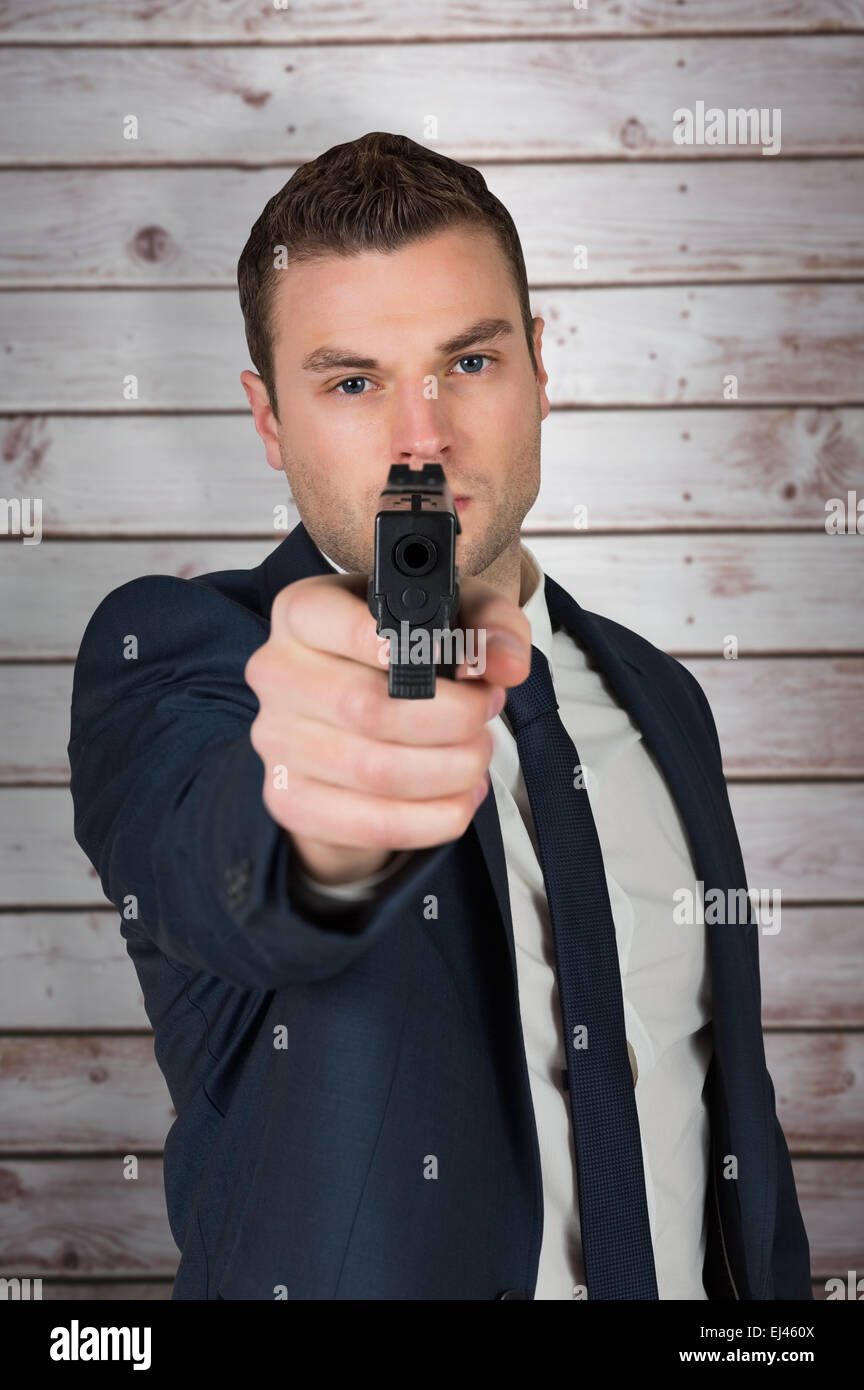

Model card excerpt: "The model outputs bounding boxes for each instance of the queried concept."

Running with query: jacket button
[498,1289,528,1299]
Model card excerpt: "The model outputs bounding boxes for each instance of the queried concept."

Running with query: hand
[244,571,531,885]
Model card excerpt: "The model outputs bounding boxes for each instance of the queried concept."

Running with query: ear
[531,316,551,422]
[240,370,283,473]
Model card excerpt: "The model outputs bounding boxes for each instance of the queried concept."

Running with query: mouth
[454,497,471,513]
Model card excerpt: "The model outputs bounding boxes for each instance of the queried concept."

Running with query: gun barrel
[367,464,462,698]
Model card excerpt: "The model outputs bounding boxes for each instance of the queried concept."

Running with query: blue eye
[331,376,372,396]
[451,354,492,375]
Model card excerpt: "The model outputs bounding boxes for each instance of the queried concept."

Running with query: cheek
[287,399,357,464]
[478,373,529,420]
[310,398,382,449]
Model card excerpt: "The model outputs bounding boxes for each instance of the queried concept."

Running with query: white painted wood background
[0,0,862,1300]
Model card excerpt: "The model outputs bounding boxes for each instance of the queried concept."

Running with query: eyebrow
[299,317,515,373]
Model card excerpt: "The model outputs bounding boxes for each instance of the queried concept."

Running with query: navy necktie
[505,645,659,1299]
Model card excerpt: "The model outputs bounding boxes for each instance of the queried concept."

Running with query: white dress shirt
[303,540,714,1299]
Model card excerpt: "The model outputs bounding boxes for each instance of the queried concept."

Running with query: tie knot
[504,645,559,735]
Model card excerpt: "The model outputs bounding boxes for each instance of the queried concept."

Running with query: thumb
[454,574,532,690]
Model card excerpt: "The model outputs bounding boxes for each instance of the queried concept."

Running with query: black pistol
[367,464,462,698]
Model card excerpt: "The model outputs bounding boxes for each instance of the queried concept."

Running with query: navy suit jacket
[68,520,812,1300]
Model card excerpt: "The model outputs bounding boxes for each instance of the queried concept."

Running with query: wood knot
[620,117,647,150]
[130,225,171,263]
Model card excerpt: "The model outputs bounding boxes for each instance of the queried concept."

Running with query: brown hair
[237,131,537,420]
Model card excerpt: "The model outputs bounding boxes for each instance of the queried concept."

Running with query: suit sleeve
[765,1069,814,1298]
[68,574,453,990]
[678,661,813,1299]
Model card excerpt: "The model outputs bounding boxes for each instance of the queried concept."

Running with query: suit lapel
[470,775,518,976]
[542,573,731,863]
[256,520,337,609]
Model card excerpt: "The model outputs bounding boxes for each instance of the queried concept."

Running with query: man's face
[243,225,550,580]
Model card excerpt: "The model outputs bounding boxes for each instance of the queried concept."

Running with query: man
[68,132,811,1300]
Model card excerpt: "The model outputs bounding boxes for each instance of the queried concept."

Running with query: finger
[275,772,486,852]
[273,572,391,671]
[255,645,505,745]
[282,713,494,800]
[451,574,532,690]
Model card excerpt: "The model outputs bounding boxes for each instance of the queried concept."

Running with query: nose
[389,378,454,468]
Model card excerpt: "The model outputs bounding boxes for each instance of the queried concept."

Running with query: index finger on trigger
[273,572,395,673]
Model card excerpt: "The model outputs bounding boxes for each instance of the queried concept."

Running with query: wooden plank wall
[1,0,862,1301]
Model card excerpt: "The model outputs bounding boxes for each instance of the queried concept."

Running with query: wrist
[290,835,394,887]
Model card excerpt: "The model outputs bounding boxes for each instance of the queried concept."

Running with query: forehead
[270,225,517,357]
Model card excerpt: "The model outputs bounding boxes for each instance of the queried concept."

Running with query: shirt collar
[316,537,550,665]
